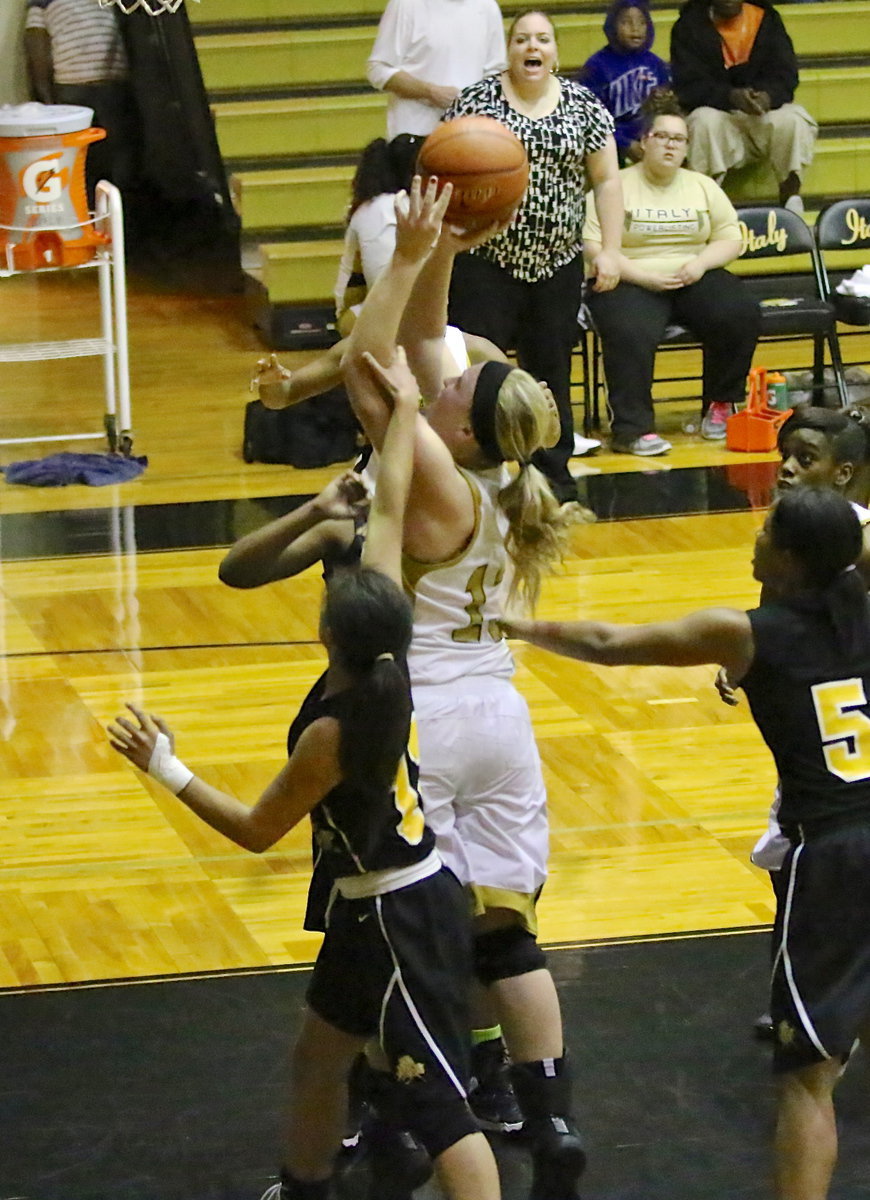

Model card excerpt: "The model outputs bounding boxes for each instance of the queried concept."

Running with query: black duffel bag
[243,386,361,468]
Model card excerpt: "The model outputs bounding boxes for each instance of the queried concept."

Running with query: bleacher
[188,1,870,346]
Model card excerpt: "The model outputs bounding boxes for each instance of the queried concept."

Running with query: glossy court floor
[2,270,869,1198]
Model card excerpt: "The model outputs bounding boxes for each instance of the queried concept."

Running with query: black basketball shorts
[307,865,473,1103]
[771,825,870,1073]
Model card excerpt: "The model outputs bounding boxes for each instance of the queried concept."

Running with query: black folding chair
[814,196,870,379]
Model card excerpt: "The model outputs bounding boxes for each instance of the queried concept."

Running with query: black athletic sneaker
[362,1116,433,1200]
[529,1116,587,1200]
[469,1038,524,1134]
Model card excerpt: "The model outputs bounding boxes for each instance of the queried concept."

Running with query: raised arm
[502,606,755,680]
[344,177,448,444]
[398,219,502,398]
[218,471,368,588]
[358,346,420,587]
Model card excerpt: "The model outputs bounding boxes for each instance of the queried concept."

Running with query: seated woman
[583,104,761,457]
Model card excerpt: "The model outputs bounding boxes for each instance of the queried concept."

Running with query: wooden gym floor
[2,271,870,1199]
[0,267,795,988]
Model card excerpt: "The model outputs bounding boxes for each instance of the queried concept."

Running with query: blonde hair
[493,369,593,610]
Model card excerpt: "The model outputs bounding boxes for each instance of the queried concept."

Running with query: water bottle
[767,372,789,410]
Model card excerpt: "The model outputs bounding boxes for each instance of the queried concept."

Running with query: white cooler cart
[0,104,132,455]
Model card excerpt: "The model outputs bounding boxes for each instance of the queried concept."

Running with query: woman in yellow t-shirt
[583,106,760,456]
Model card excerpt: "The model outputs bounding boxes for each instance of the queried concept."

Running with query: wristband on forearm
[148,731,195,795]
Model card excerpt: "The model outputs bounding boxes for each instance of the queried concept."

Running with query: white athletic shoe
[573,433,601,456]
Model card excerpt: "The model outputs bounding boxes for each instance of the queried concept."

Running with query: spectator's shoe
[572,432,602,457]
[700,402,732,441]
[784,194,805,217]
[611,432,671,457]
[469,1038,525,1134]
[528,1116,587,1200]
[754,1012,775,1041]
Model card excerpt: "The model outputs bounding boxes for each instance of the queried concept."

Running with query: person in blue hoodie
[577,0,670,163]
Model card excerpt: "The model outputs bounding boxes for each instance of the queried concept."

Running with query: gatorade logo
[22,156,67,204]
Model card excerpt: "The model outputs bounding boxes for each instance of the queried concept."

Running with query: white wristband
[148,731,195,795]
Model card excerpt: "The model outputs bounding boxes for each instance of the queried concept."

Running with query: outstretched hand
[107,704,173,772]
[393,175,454,265]
[314,470,371,521]
[362,345,422,412]
[251,353,292,410]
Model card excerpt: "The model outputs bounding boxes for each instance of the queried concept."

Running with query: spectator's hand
[748,89,771,114]
[589,249,620,293]
[729,87,762,115]
[638,269,683,292]
[675,257,706,286]
[427,84,460,111]
[251,353,292,410]
[394,175,453,264]
[714,667,741,707]
[362,345,421,413]
[313,471,370,521]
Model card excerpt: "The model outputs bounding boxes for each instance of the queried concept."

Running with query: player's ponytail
[323,566,413,789]
[771,488,867,655]
[484,366,592,609]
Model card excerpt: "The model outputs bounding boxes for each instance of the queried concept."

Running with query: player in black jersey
[108,335,500,1200]
[504,487,870,1200]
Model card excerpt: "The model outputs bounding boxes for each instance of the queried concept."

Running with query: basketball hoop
[98,0,199,14]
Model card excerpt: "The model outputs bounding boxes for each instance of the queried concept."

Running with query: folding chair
[585,203,848,429]
[814,196,870,379]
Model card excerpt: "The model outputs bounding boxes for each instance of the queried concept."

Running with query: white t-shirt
[25,0,127,86]
[334,193,398,320]
[366,0,506,139]
[584,163,741,276]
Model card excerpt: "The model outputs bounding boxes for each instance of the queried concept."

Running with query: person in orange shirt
[670,0,817,213]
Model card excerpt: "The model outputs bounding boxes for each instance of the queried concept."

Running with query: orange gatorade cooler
[0,103,108,271]
[726,366,793,453]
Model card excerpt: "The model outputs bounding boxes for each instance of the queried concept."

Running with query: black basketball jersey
[287,670,435,879]
[743,599,870,827]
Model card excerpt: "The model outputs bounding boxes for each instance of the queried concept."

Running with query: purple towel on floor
[2,452,147,487]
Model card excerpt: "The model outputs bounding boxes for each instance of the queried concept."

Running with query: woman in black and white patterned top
[445,9,623,504]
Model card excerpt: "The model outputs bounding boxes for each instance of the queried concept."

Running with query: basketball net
[98,0,199,14]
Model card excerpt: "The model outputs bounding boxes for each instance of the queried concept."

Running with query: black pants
[449,251,585,493]
[586,269,761,443]
[55,81,141,204]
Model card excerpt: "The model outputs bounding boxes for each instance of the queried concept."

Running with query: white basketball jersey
[405,466,515,687]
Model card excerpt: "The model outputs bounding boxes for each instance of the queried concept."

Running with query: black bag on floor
[243,386,360,468]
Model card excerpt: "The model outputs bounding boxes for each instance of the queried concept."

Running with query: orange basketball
[417,116,529,228]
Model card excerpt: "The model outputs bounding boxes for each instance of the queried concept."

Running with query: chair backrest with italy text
[735,204,847,407]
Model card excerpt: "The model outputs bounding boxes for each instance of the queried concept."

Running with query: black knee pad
[473,925,546,985]
[404,1095,480,1160]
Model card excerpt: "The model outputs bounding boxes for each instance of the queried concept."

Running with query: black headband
[471,361,513,464]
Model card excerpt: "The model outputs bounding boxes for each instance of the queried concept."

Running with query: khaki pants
[686,102,817,184]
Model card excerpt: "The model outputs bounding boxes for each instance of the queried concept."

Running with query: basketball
[417,116,529,228]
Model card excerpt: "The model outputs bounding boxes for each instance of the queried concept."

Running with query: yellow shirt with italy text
[583,163,741,277]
